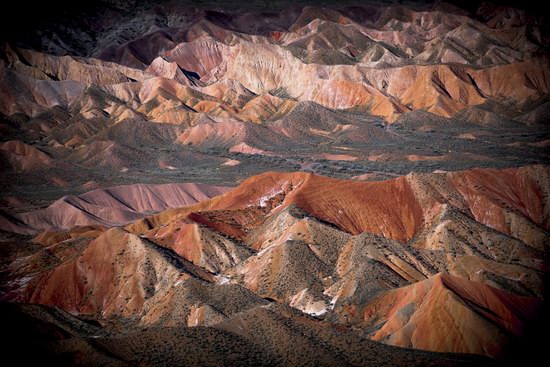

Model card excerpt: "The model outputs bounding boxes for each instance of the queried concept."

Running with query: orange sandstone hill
[352,273,542,358]
[140,165,549,248]
[1,166,547,363]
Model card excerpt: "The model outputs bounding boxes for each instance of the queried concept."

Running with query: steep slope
[143,166,550,247]
[1,166,547,361]
[352,273,542,358]
[1,182,230,234]
[7,227,213,316]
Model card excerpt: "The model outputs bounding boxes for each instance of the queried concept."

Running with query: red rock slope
[355,273,542,358]
[1,166,547,360]
[144,166,549,248]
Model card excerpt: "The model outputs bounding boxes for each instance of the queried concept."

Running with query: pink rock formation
[1,183,230,234]
[2,3,547,123]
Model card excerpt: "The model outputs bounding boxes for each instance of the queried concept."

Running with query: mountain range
[0,1,548,365]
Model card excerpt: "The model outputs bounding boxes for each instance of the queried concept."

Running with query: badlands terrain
[0,0,549,365]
